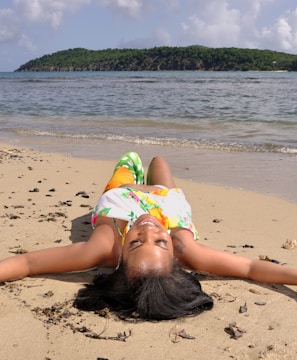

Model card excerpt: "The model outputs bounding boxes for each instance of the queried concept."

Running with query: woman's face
[122,214,174,277]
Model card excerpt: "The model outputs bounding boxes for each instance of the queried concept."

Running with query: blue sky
[1,0,297,71]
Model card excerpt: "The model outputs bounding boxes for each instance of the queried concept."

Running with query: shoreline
[1,142,297,359]
[2,135,297,203]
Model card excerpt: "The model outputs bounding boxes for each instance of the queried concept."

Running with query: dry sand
[1,143,297,360]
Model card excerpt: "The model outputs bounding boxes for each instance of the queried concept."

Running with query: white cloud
[274,9,297,52]
[0,0,91,54]
[180,1,242,47]
[13,0,90,29]
[0,8,19,43]
[177,0,297,53]
[98,0,147,18]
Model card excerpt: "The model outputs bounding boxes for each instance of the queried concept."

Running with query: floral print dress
[92,186,199,241]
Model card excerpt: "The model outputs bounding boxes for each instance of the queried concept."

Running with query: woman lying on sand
[0,152,297,320]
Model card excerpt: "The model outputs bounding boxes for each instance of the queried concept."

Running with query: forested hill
[15,46,297,72]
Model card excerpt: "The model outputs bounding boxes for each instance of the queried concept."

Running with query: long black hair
[74,262,213,320]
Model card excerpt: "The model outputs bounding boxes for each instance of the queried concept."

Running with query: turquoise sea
[1,71,297,201]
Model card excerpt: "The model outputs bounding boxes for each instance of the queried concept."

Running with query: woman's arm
[0,221,120,282]
[171,228,297,285]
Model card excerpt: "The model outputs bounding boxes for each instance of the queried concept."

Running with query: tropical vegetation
[15,46,297,72]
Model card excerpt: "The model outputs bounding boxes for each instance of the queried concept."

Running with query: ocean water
[1,70,297,153]
[1,71,297,201]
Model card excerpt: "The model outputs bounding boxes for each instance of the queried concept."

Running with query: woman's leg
[104,152,144,192]
[146,156,176,188]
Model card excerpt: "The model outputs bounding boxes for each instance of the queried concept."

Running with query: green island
[15,45,297,72]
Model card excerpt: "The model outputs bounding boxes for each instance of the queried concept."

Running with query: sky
[1,0,297,71]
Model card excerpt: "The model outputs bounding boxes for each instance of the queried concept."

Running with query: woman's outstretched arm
[172,228,297,285]
[0,220,120,283]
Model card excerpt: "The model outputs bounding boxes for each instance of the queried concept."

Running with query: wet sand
[3,134,297,203]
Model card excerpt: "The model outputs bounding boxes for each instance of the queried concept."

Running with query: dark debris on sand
[31,300,132,341]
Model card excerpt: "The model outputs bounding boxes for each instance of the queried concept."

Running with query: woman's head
[74,262,213,320]
[122,214,174,279]
[75,215,213,320]
[126,263,214,320]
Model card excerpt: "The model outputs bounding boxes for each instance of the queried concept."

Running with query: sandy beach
[1,142,297,360]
